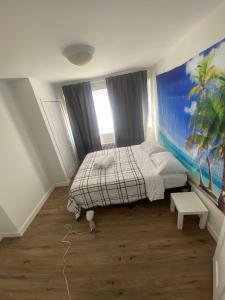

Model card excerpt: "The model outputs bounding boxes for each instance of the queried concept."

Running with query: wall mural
[157,38,225,214]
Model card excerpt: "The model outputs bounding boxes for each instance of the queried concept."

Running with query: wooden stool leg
[177,213,184,230]
[170,198,175,212]
[199,213,208,229]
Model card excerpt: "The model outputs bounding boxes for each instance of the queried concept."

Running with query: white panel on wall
[41,100,78,179]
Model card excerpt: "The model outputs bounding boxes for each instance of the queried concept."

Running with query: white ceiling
[0,0,223,83]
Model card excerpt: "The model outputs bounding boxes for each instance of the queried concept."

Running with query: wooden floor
[0,187,216,300]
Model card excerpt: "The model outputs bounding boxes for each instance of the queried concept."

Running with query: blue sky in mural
[157,64,193,148]
[157,37,225,197]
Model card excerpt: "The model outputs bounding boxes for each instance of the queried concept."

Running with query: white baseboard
[1,180,70,240]
[207,223,219,242]
[189,180,223,243]
[54,180,70,187]
[0,232,23,238]
[18,184,55,236]
[0,184,55,239]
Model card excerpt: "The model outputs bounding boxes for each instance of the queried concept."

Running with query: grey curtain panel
[106,70,148,147]
[63,82,102,162]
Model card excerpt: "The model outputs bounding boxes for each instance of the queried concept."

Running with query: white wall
[0,78,76,239]
[11,79,67,184]
[150,1,225,241]
[153,1,225,76]
[0,81,53,237]
[30,79,61,101]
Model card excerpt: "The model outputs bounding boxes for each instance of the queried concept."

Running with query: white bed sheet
[134,145,187,191]
[162,173,187,189]
[132,145,165,201]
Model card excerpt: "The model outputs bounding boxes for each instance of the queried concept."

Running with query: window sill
[100,131,114,135]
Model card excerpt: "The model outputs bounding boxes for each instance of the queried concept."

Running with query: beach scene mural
[156,38,225,214]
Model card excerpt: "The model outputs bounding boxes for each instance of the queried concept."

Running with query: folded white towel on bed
[93,155,114,169]
[101,156,114,168]
[93,157,105,169]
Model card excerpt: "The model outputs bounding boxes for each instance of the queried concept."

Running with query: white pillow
[149,145,167,156]
[140,141,154,151]
[141,141,167,156]
[151,152,187,175]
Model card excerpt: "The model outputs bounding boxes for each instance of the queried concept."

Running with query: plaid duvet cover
[67,146,147,219]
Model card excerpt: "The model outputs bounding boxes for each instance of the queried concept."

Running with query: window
[147,76,152,127]
[92,88,114,134]
[92,75,151,136]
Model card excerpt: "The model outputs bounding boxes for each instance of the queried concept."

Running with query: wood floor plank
[0,187,215,300]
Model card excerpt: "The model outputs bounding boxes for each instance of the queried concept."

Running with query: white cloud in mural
[212,41,225,71]
[186,54,204,80]
[184,101,197,115]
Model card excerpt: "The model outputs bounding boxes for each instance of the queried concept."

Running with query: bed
[67,143,187,231]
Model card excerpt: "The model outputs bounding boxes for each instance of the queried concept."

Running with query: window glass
[92,88,114,134]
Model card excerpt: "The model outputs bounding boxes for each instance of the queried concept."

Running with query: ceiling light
[63,44,95,66]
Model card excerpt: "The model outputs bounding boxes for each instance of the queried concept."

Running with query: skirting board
[18,184,55,236]
[189,180,223,243]
[1,180,70,239]
[207,223,219,243]
[54,180,70,187]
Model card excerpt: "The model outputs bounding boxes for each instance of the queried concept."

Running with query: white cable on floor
[61,224,90,300]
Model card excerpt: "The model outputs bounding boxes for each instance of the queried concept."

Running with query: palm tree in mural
[190,77,225,211]
[207,77,225,212]
[185,134,205,188]
[188,50,219,100]
[186,49,225,212]
[187,99,215,190]
[187,51,222,191]
[186,132,213,190]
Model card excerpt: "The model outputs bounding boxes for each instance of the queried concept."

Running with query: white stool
[170,192,208,230]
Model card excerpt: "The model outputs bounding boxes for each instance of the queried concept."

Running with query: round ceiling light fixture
[63,44,95,66]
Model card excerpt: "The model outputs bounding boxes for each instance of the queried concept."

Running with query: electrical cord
[61,224,90,300]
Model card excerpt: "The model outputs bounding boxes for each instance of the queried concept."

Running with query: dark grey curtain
[106,70,148,147]
[63,82,102,162]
